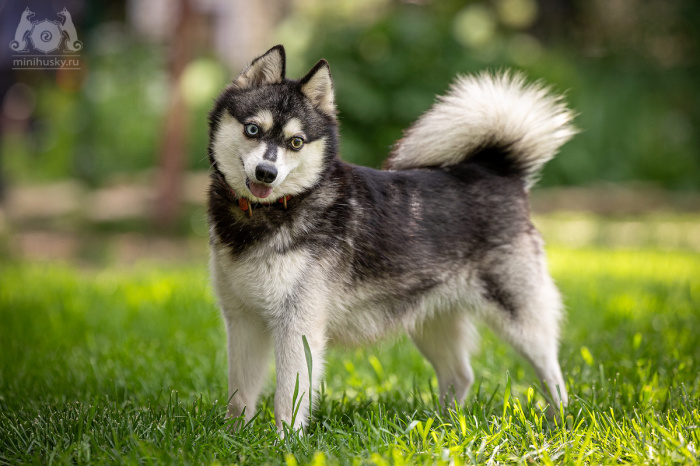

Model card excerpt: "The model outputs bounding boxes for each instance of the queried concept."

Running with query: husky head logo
[209,45,338,202]
[9,6,82,54]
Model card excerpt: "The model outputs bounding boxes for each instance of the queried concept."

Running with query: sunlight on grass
[548,246,700,282]
[535,214,700,251]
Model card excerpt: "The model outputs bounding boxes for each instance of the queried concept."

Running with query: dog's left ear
[300,59,336,116]
[233,45,286,89]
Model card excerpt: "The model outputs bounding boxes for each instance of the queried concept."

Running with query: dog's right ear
[232,45,286,89]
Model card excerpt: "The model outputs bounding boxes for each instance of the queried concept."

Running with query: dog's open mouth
[246,179,274,199]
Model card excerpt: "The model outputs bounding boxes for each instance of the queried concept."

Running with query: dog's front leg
[272,318,326,433]
[224,310,272,428]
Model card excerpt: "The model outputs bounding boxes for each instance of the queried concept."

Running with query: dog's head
[209,45,337,202]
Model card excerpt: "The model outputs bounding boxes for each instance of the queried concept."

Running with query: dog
[207,45,576,432]
[10,7,34,52]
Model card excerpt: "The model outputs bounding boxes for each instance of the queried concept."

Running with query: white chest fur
[210,239,314,320]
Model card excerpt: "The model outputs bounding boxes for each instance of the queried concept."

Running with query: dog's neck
[227,187,292,218]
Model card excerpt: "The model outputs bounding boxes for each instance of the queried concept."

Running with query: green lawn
[1,247,698,464]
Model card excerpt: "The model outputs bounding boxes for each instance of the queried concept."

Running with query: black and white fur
[208,45,576,431]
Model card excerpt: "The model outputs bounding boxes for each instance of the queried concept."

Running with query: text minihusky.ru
[13,56,81,70]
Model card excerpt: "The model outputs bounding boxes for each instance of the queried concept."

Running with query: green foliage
[1,247,698,463]
[293,1,700,189]
[541,61,700,189]
[5,26,226,186]
[5,1,699,190]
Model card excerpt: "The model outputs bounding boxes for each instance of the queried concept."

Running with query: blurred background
[0,0,698,264]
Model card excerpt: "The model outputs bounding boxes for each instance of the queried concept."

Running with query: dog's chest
[211,237,314,317]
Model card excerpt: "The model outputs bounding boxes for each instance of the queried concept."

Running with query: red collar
[229,188,292,218]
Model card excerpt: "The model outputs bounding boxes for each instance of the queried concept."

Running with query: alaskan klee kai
[207,45,576,431]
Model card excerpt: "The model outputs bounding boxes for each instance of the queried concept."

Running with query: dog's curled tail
[386,71,577,189]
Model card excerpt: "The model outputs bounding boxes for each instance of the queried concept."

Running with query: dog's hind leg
[224,311,272,427]
[411,312,479,409]
[479,241,568,410]
[486,300,568,410]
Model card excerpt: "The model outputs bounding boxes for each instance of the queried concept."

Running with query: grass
[0,247,698,464]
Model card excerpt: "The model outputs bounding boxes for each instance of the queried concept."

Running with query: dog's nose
[255,164,278,184]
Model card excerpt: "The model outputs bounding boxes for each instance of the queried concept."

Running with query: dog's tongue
[249,182,273,199]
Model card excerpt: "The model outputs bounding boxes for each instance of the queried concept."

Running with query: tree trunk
[154,0,194,228]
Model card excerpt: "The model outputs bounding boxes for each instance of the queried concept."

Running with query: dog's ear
[233,45,286,89]
[300,59,336,116]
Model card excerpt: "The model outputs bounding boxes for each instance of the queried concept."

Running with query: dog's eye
[289,137,304,150]
[244,123,260,137]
